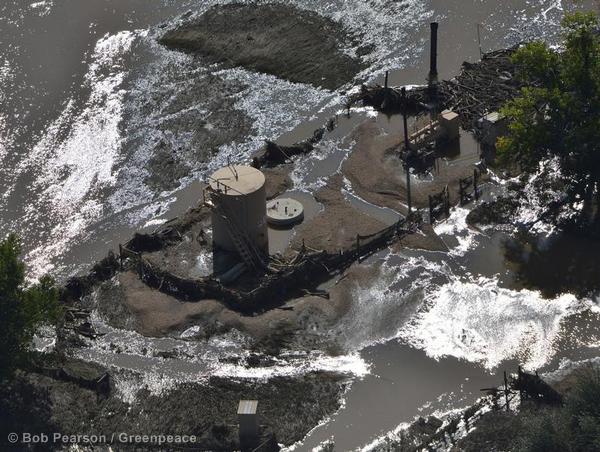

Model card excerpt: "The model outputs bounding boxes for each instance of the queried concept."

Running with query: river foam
[329,203,598,374]
[400,276,587,370]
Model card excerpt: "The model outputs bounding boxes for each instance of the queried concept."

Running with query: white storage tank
[208,165,269,256]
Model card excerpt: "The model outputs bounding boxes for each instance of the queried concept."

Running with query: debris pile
[438,47,522,130]
[347,47,522,132]
[346,84,430,115]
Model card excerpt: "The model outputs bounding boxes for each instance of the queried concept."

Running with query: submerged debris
[438,47,522,130]
[252,127,326,168]
[346,84,430,115]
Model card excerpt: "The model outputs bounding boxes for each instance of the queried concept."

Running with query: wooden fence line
[115,217,417,312]
[459,168,480,206]
[429,168,482,224]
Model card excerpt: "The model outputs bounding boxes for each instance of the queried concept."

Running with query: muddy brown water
[297,343,507,451]
[291,215,586,450]
[2,1,600,451]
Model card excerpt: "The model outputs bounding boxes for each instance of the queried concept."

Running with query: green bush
[565,366,600,451]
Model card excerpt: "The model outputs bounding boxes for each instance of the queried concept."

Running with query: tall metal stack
[429,22,439,85]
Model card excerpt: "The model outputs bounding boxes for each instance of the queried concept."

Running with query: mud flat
[290,174,388,253]
[342,119,485,213]
[159,3,367,90]
[94,262,378,354]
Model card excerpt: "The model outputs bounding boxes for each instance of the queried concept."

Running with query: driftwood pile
[125,205,210,253]
[346,84,430,115]
[347,47,522,132]
[60,252,120,303]
[438,47,522,130]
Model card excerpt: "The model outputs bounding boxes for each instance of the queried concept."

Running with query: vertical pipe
[444,185,450,217]
[138,257,143,280]
[429,195,434,224]
[384,70,389,89]
[518,366,523,401]
[407,168,412,215]
[401,87,412,215]
[504,371,510,411]
[401,87,410,150]
[429,22,439,84]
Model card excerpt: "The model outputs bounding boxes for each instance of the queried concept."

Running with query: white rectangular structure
[439,109,460,141]
[238,400,259,449]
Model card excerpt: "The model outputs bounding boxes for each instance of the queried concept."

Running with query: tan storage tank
[208,165,269,255]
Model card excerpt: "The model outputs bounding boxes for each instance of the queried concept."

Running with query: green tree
[565,366,600,451]
[0,234,61,380]
[498,12,600,232]
[520,412,571,452]
[518,365,600,452]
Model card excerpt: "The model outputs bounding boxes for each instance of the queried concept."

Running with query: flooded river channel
[1,0,599,450]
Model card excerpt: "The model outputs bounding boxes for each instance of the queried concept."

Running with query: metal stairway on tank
[211,192,267,273]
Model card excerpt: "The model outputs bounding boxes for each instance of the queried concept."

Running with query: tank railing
[226,158,239,180]
[205,175,246,196]
[211,191,268,272]
[228,195,269,269]
[215,201,260,272]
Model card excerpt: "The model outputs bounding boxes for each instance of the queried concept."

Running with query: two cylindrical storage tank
[208,165,269,255]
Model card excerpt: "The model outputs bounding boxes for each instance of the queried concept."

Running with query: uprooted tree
[0,234,62,381]
[498,12,600,235]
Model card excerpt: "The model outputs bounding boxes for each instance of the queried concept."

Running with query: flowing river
[2,1,600,450]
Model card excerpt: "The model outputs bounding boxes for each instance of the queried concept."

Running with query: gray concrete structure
[266,198,304,226]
